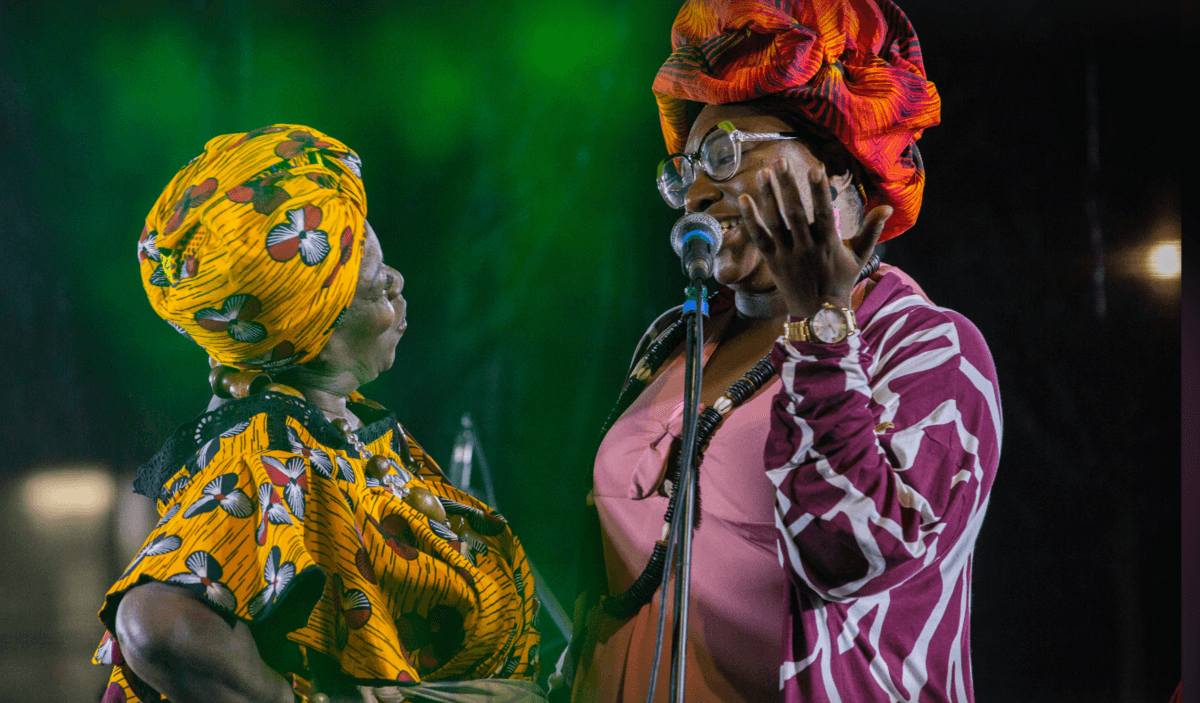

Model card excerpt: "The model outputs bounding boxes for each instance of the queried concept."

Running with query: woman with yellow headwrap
[564,1,1001,702]
[94,126,545,703]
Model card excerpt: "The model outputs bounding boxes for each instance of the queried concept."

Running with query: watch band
[782,304,857,343]
[783,319,813,342]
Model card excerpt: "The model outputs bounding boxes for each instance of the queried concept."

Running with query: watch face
[811,308,846,343]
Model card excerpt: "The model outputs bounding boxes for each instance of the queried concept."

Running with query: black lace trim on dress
[133,392,399,498]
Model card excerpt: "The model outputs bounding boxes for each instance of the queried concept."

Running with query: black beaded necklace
[597,255,880,619]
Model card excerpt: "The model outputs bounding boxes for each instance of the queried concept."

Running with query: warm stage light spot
[1145,240,1181,279]
[22,467,115,523]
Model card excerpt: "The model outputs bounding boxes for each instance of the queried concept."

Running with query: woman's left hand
[737,160,892,318]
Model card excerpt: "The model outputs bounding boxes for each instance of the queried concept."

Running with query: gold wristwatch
[783,303,858,344]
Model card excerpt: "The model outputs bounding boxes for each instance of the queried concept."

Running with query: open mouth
[717,217,742,233]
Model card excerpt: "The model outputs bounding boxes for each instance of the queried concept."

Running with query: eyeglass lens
[658,128,740,208]
[701,129,739,180]
[659,156,691,208]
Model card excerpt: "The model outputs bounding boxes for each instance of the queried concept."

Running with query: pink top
[592,309,786,703]
[591,267,1001,703]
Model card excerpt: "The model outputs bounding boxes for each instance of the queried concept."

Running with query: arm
[115,582,294,703]
[765,304,999,599]
[737,161,999,600]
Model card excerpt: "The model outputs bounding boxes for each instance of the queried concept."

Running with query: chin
[379,348,397,372]
[715,260,773,293]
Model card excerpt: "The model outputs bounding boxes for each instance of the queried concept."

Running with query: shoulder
[134,392,349,505]
[861,269,992,354]
[858,268,999,404]
[859,268,1001,423]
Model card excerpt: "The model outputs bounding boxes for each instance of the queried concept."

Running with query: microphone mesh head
[670,212,723,257]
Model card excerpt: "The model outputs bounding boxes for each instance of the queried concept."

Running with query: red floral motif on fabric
[182,473,253,519]
[177,255,200,284]
[243,341,303,372]
[95,630,124,666]
[194,294,268,344]
[335,152,362,178]
[275,130,333,159]
[286,426,334,479]
[256,482,294,546]
[323,227,355,288]
[266,204,331,266]
[247,545,296,618]
[330,573,371,650]
[352,520,378,584]
[261,456,309,521]
[137,225,161,264]
[225,125,288,152]
[163,177,218,235]
[165,550,238,611]
[366,513,419,560]
[306,172,336,189]
[423,605,465,670]
[226,170,291,216]
[101,682,126,703]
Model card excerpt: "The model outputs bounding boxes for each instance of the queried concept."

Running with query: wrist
[784,293,852,319]
[783,302,858,344]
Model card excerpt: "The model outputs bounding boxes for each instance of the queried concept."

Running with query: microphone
[670,212,723,281]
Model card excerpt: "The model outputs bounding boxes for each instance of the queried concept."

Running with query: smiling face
[319,219,407,381]
[681,103,857,294]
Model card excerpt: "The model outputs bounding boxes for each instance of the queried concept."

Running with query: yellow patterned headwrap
[139,125,367,371]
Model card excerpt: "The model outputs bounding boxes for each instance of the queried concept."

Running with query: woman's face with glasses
[668,103,840,294]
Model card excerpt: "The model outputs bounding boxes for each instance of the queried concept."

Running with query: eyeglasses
[656,120,800,209]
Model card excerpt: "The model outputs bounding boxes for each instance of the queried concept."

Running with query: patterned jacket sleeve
[765,292,1001,601]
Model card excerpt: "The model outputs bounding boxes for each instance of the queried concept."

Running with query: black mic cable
[645,211,722,703]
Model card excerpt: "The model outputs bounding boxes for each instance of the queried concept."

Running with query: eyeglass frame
[656,120,801,209]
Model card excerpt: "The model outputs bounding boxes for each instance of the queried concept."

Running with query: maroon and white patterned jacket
[767,267,1001,702]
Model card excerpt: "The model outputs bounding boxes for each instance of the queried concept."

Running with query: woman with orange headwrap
[94,126,545,703]
[564,1,1000,702]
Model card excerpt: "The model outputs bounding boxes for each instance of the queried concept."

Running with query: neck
[734,288,789,320]
[284,366,365,428]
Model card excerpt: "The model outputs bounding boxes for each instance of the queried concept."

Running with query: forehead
[685,103,794,152]
[357,220,382,289]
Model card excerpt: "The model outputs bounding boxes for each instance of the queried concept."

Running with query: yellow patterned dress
[93,391,540,702]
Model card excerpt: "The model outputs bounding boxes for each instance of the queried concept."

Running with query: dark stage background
[0,1,1182,701]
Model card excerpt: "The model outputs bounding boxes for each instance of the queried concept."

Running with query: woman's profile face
[324,219,407,378]
[682,103,828,294]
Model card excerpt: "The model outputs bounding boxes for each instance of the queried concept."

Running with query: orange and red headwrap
[652,0,940,240]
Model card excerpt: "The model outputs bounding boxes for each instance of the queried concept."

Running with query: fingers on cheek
[738,195,767,251]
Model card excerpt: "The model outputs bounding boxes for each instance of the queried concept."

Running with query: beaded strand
[601,353,777,618]
[597,256,880,619]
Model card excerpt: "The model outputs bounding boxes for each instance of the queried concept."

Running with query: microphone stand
[645,281,707,703]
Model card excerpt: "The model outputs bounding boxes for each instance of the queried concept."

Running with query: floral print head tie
[652,0,941,241]
[139,125,368,370]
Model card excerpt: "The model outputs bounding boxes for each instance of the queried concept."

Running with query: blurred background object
[0,0,1180,701]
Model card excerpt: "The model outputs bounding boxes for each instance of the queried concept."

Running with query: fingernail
[756,169,771,187]
[808,167,822,184]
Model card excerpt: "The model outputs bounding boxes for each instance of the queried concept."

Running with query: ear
[828,170,860,240]
[829,170,854,199]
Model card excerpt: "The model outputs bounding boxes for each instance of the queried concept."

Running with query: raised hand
[737,160,892,318]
